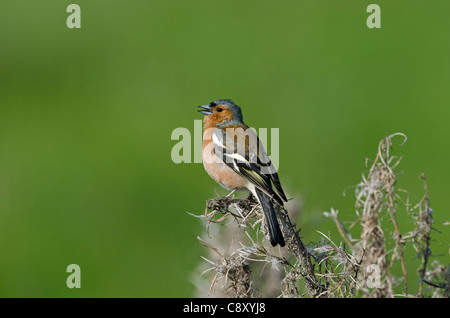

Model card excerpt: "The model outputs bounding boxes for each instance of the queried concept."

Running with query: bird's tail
[254,188,285,247]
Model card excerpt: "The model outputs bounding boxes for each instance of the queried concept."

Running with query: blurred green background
[0,0,448,297]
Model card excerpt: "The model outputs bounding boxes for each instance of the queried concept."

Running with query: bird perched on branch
[197,99,287,247]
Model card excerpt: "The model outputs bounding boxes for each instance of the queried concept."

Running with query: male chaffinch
[197,99,287,247]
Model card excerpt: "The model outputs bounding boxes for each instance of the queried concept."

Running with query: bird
[197,99,287,247]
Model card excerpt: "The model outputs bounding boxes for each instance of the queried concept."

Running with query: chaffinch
[197,99,287,247]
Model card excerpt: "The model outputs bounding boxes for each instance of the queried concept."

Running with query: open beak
[197,104,212,115]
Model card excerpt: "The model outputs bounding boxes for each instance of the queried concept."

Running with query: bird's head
[197,99,244,128]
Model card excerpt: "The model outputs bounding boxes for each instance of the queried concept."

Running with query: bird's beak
[197,104,212,115]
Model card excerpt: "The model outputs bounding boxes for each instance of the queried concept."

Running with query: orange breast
[202,133,248,190]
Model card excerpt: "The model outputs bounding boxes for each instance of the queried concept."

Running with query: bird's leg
[246,191,258,205]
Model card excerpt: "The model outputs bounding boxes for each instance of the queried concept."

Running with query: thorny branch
[324,133,448,298]
[191,189,358,298]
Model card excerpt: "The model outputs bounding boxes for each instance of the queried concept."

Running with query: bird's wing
[212,126,287,204]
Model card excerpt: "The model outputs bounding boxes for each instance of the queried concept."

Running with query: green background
[0,1,448,297]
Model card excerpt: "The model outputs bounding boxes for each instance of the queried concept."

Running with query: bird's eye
[216,107,223,112]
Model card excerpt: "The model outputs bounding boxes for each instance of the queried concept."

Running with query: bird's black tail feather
[254,188,285,247]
